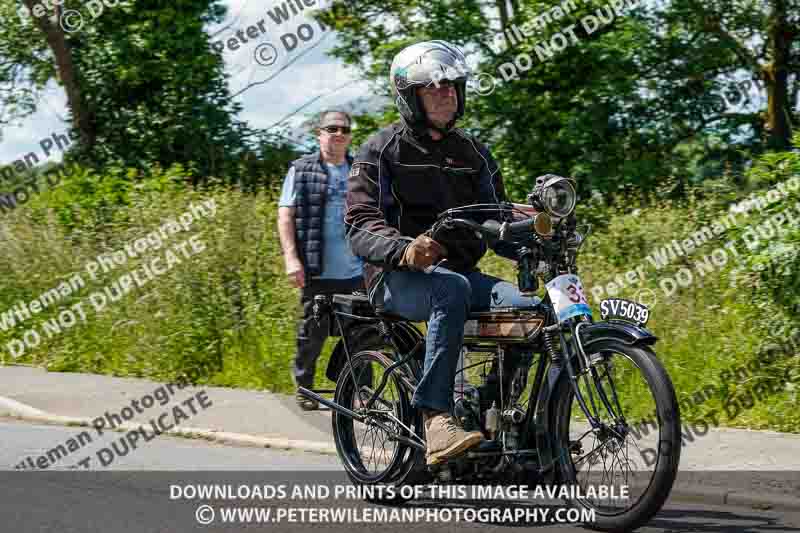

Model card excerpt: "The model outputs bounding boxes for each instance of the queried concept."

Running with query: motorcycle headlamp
[528,175,577,219]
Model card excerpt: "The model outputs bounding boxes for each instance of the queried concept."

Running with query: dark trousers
[294,276,364,389]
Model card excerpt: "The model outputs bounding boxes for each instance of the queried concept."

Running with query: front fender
[580,320,658,351]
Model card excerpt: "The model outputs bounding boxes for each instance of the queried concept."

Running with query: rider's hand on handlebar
[399,235,448,271]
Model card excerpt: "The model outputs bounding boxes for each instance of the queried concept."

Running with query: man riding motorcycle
[344,40,540,466]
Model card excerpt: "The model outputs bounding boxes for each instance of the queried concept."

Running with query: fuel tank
[463,308,545,343]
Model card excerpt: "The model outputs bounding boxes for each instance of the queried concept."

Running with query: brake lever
[425,218,455,243]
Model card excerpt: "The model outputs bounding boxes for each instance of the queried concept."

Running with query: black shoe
[296,390,319,411]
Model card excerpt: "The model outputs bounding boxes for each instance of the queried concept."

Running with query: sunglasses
[321,126,351,134]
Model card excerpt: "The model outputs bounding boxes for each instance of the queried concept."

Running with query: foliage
[0,165,300,391]
[64,0,249,180]
[1,157,798,432]
[317,0,798,199]
[0,0,297,187]
[0,0,798,432]
[0,1,52,131]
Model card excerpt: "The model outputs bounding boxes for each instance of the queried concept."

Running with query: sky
[0,0,372,166]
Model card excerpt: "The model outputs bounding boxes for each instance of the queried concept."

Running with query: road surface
[1,419,797,532]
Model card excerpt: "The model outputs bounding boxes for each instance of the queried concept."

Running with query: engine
[452,345,535,451]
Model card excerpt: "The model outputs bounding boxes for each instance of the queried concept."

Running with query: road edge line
[0,395,337,457]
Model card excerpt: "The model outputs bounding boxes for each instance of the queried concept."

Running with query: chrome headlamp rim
[540,176,577,218]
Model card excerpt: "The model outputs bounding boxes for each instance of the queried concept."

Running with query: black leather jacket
[344,120,508,303]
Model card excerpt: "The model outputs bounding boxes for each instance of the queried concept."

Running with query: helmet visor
[393,44,471,91]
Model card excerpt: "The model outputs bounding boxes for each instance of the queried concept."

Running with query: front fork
[547,317,627,437]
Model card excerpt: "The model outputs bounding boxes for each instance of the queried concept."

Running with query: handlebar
[430,216,544,290]
[444,217,535,243]
[446,218,500,237]
[428,208,581,282]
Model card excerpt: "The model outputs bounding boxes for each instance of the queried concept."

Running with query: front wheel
[552,340,681,532]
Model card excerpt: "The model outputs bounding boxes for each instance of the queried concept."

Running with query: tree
[0,0,288,185]
[317,0,799,198]
[18,0,95,148]
[0,1,61,133]
[643,0,799,151]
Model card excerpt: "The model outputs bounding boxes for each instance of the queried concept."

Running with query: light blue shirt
[279,161,364,280]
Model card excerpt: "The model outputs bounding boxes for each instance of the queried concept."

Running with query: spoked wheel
[332,349,423,501]
[552,340,681,532]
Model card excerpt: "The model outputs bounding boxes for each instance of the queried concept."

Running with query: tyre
[551,340,681,532]
[332,349,423,503]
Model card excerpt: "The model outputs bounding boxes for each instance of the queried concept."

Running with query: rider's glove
[399,235,448,270]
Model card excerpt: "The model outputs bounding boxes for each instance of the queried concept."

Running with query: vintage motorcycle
[298,175,681,532]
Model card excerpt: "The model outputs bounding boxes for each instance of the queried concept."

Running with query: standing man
[278,110,364,410]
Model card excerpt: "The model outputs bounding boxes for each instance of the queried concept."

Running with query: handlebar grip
[440,217,535,243]
[506,218,535,234]
[499,218,535,241]
[481,219,502,234]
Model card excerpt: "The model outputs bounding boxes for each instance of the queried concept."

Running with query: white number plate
[545,274,592,323]
[600,298,650,326]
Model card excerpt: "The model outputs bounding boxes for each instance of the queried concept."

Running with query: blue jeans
[378,267,540,413]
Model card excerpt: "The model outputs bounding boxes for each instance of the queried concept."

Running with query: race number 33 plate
[600,298,650,326]
[545,274,593,323]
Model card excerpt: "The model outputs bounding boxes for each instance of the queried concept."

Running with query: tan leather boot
[423,410,484,465]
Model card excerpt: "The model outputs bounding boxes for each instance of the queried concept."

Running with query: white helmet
[389,40,471,134]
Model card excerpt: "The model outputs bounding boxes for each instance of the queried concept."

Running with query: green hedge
[1,146,798,432]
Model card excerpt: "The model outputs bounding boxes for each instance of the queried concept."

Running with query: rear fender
[325,323,382,383]
[325,322,423,383]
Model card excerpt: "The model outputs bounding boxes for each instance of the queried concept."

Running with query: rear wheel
[552,340,680,531]
[332,349,423,502]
